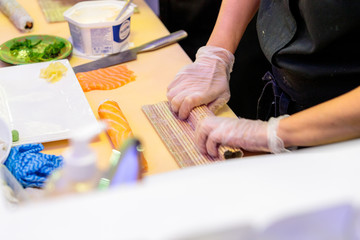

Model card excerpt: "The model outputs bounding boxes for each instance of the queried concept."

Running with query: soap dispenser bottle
[45,121,105,196]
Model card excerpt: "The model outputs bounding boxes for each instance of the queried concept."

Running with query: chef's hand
[167,45,235,119]
[195,116,290,157]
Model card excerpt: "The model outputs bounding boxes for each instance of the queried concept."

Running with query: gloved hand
[195,115,290,157]
[167,45,235,119]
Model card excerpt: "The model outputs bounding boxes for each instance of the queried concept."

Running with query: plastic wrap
[0,0,33,32]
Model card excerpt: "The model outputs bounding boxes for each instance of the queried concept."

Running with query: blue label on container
[113,17,131,43]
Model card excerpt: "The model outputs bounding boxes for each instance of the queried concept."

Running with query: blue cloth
[4,143,63,188]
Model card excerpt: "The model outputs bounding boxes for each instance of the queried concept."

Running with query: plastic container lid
[63,1,135,27]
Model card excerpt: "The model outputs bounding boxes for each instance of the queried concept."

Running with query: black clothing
[257,0,360,109]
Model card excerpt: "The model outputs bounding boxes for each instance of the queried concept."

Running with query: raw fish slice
[98,100,132,149]
[76,65,136,92]
[98,100,148,172]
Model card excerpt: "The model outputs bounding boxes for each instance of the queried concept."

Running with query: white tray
[0,59,97,146]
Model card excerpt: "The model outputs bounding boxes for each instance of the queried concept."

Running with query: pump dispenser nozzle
[64,121,106,182]
[45,121,106,195]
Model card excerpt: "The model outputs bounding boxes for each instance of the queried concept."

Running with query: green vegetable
[10,39,41,51]
[9,38,65,62]
[41,41,66,59]
[12,130,19,142]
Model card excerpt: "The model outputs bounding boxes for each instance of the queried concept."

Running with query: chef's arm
[206,0,260,53]
[278,86,360,147]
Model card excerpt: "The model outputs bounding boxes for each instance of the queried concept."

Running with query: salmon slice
[76,65,136,92]
[98,100,148,172]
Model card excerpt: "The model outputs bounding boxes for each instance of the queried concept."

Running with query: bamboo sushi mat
[38,0,139,23]
[142,101,243,168]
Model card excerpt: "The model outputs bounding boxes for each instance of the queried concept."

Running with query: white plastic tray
[0,59,97,146]
[0,117,11,163]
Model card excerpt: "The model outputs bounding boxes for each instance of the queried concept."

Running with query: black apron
[256,0,360,120]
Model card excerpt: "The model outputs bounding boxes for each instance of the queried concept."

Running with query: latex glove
[167,45,235,119]
[195,115,290,157]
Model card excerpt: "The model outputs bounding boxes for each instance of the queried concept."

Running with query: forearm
[207,0,260,53]
[278,86,360,147]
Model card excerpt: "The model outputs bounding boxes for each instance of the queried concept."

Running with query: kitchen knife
[73,30,188,73]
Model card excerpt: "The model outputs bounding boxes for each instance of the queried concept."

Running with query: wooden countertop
[0,0,238,176]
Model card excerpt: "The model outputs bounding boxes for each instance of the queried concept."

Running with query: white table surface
[1,138,360,239]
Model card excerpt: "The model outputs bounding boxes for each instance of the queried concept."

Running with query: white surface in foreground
[0,139,360,239]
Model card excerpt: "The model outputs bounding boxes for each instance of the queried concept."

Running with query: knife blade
[73,30,188,73]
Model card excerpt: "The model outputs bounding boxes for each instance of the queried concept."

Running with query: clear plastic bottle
[45,121,105,196]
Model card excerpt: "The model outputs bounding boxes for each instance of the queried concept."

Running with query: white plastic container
[63,1,135,56]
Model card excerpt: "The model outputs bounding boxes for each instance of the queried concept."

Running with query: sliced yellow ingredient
[40,62,67,83]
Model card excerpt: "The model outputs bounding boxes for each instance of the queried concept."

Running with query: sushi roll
[0,0,33,32]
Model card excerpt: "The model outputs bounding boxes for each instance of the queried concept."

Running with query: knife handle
[136,30,188,53]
